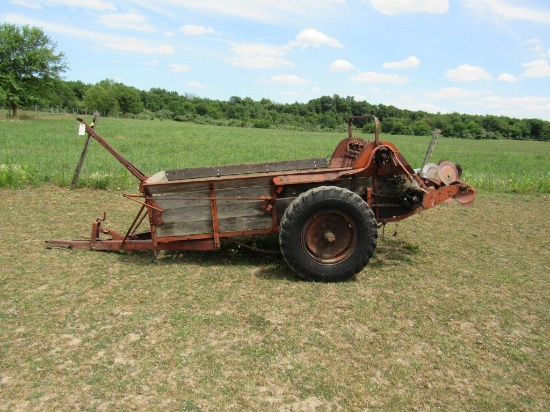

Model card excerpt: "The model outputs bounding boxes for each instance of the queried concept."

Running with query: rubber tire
[279,186,378,282]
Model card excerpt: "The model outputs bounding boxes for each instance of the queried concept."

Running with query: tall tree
[0,24,67,118]
[113,83,143,115]
[84,80,119,115]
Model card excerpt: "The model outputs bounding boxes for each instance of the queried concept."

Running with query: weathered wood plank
[165,158,328,181]
[155,198,211,211]
[156,219,213,237]
[160,199,268,225]
[160,205,212,223]
[146,176,273,195]
[152,185,270,200]
[155,214,273,238]
[218,215,273,232]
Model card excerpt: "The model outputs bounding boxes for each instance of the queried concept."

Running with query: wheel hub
[302,211,358,264]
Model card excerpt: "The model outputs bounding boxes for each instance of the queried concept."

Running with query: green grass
[1,116,549,193]
[0,187,548,410]
[1,115,548,410]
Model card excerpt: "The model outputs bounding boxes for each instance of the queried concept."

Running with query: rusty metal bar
[123,193,163,211]
[155,227,277,244]
[46,238,218,251]
[142,195,274,202]
[209,183,220,249]
[348,115,380,146]
[76,118,147,182]
[121,204,146,248]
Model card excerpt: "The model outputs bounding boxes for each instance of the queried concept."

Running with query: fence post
[422,128,441,168]
[70,113,99,189]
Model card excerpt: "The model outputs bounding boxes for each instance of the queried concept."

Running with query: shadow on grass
[111,234,421,281]
[369,237,421,267]
[113,233,303,282]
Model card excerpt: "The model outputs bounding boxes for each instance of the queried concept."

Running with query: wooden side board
[152,185,273,238]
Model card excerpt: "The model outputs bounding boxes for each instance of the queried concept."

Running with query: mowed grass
[1,116,549,410]
[1,116,549,193]
[1,187,548,410]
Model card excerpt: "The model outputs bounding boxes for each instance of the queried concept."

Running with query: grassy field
[1,116,549,410]
[0,187,548,410]
[1,116,549,193]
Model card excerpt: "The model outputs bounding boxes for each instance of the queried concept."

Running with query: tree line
[39,79,548,141]
[1,23,549,141]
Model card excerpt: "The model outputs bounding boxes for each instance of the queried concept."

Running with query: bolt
[323,230,336,243]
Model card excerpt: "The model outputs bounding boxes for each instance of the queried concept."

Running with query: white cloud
[70,0,116,11]
[521,59,550,78]
[281,90,305,97]
[38,0,116,12]
[410,103,449,114]
[383,56,420,69]
[497,73,518,82]
[186,81,206,89]
[99,13,155,32]
[168,64,192,73]
[10,0,42,9]
[231,44,288,57]
[370,0,448,15]
[271,75,311,84]
[228,29,341,70]
[155,45,175,55]
[445,64,493,82]
[425,87,489,99]
[3,13,173,55]
[463,0,550,24]
[228,42,293,68]
[478,95,550,119]
[329,59,356,72]
[108,40,174,54]
[132,0,344,23]
[180,25,216,36]
[527,38,544,54]
[290,29,343,48]
[350,71,409,84]
[228,56,294,69]
[147,60,160,66]
[352,95,368,102]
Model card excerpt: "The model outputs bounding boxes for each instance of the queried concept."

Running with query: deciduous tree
[0,23,67,118]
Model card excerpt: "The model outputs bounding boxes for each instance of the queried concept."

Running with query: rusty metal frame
[46,117,477,253]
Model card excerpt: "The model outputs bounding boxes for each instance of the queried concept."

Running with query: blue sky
[2,0,550,120]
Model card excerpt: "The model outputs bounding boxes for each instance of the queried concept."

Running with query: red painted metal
[302,211,357,264]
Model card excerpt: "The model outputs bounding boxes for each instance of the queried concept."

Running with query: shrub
[155,109,173,120]
[0,164,40,188]
[135,110,155,120]
[253,119,271,129]
[87,171,111,189]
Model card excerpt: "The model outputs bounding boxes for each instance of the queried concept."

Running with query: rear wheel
[279,186,378,281]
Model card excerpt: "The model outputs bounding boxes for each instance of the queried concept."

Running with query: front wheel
[279,186,378,281]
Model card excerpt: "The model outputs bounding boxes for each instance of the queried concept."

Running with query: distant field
[1,116,549,193]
